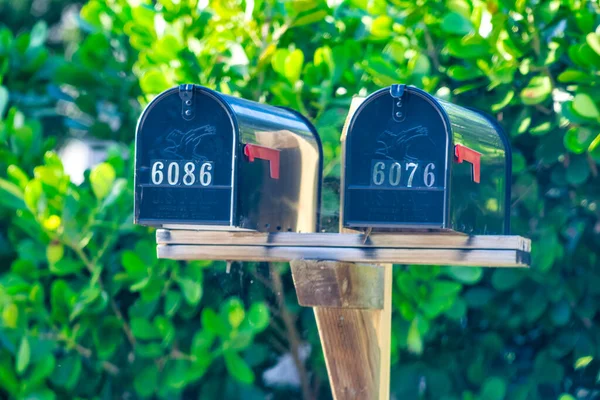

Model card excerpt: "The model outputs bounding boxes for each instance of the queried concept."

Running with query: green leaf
[177,277,202,306]
[28,355,56,386]
[192,330,215,355]
[441,12,473,35]
[513,152,526,173]
[46,242,64,265]
[50,355,81,390]
[131,318,161,340]
[130,276,150,292]
[363,56,401,86]
[371,15,393,38]
[223,298,245,329]
[135,342,164,358]
[586,33,600,57]
[589,134,600,162]
[121,250,147,280]
[0,356,19,396]
[227,331,254,350]
[558,69,592,83]
[284,49,304,83]
[202,308,229,337]
[293,9,329,27]
[93,317,122,359]
[224,350,254,384]
[574,356,593,369]
[529,121,553,136]
[164,290,182,317]
[0,86,8,118]
[134,364,159,397]
[0,178,25,210]
[491,90,514,112]
[446,34,489,58]
[271,49,289,76]
[49,258,84,276]
[142,277,163,300]
[154,315,175,346]
[90,162,116,200]
[140,69,169,94]
[564,127,596,154]
[2,303,18,328]
[407,317,423,354]
[445,266,482,284]
[430,281,462,297]
[29,21,48,48]
[16,336,31,375]
[571,93,600,119]
[558,395,575,400]
[520,76,552,105]
[447,65,483,81]
[480,377,506,400]
[247,302,270,332]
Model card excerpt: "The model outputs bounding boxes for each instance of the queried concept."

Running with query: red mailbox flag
[455,144,481,183]
[244,144,281,179]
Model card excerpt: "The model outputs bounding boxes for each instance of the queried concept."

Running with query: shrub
[1,0,600,399]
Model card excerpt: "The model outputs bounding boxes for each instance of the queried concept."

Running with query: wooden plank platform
[156,230,530,267]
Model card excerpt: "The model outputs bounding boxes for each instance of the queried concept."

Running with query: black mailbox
[134,84,322,232]
[342,85,511,235]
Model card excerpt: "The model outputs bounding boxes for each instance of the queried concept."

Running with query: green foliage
[1,0,600,399]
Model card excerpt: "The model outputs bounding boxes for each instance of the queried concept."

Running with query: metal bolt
[396,101,402,107]
[395,111,403,118]
[185,109,192,116]
[185,100,192,106]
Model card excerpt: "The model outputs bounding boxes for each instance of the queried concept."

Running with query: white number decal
[389,162,401,186]
[151,161,164,185]
[167,162,179,185]
[424,163,435,187]
[200,162,213,186]
[373,162,385,185]
[406,162,418,187]
[371,160,436,187]
[183,162,196,186]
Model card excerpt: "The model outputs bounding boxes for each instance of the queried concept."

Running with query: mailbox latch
[179,84,195,121]
[390,84,406,122]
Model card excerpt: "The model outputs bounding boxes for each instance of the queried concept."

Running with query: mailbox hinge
[390,84,406,122]
[179,84,195,121]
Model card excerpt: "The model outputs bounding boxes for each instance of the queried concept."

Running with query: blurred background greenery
[1,0,600,399]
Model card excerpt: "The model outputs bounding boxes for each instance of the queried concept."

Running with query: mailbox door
[439,100,511,234]
[343,86,452,229]
[224,96,323,233]
[134,85,237,227]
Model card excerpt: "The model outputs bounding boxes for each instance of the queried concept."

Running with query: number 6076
[371,160,436,188]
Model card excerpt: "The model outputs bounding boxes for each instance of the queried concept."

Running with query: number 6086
[150,160,214,187]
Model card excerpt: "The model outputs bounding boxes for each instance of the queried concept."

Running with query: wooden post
[290,261,392,400]
[291,95,391,400]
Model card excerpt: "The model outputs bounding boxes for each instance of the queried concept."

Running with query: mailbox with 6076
[133,83,530,400]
